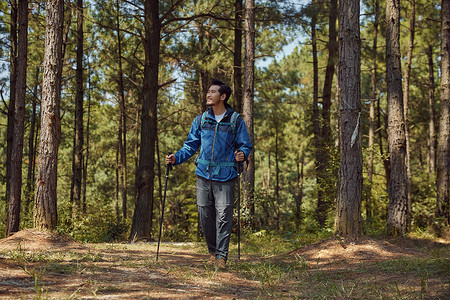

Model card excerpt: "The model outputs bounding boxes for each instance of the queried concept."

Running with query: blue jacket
[174,105,253,181]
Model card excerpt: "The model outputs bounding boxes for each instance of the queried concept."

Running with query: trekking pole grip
[167,152,173,172]
[236,150,243,174]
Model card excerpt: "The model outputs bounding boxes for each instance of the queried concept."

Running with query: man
[166,79,253,269]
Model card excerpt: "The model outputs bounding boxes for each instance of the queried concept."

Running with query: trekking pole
[237,153,243,261]
[156,152,173,261]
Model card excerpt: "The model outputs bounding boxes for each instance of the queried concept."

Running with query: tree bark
[134,105,140,203]
[373,0,390,191]
[386,0,408,236]
[82,58,92,214]
[116,0,127,219]
[198,20,210,111]
[367,0,379,222]
[242,0,255,228]
[427,45,436,174]
[233,0,243,113]
[34,0,64,231]
[194,14,212,111]
[5,0,17,236]
[130,0,160,241]
[61,0,72,61]
[403,0,415,232]
[258,152,266,190]
[311,0,321,226]
[70,0,84,219]
[436,0,450,225]
[6,0,28,236]
[316,0,338,227]
[378,85,391,188]
[156,135,163,217]
[115,149,120,220]
[25,67,40,214]
[335,0,362,237]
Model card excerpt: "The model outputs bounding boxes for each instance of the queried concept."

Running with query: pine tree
[242,0,256,228]
[6,0,28,236]
[436,0,450,226]
[70,0,84,219]
[130,0,161,241]
[34,0,65,231]
[335,0,362,237]
[386,0,408,236]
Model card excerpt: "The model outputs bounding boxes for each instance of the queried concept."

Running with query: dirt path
[0,229,448,299]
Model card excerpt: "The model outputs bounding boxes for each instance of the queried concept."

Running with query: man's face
[206,85,225,106]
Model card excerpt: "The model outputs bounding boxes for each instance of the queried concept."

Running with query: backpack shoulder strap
[200,111,209,129]
[219,111,240,132]
[230,111,240,133]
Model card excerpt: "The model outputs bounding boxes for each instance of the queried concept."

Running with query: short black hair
[211,79,232,103]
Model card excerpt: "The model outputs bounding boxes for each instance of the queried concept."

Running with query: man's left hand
[235,150,245,162]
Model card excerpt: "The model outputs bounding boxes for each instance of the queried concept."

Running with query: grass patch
[231,230,333,257]
[372,256,450,276]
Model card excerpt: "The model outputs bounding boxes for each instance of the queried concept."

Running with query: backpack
[199,110,240,134]
[195,110,241,175]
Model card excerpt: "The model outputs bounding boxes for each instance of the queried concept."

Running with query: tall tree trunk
[295,154,304,230]
[367,0,379,222]
[403,0,415,231]
[116,0,127,219]
[61,0,72,61]
[233,0,243,113]
[258,153,266,190]
[156,135,163,215]
[25,66,40,214]
[82,58,92,214]
[34,0,64,231]
[386,0,408,236]
[335,0,362,237]
[373,0,390,191]
[311,1,321,226]
[378,96,391,188]
[6,0,28,236]
[242,0,255,228]
[199,71,208,111]
[130,0,160,241]
[115,149,120,220]
[316,0,338,227]
[427,45,436,174]
[199,19,213,111]
[134,105,140,203]
[5,0,17,236]
[436,0,450,225]
[367,100,375,219]
[198,18,211,111]
[70,0,84,219]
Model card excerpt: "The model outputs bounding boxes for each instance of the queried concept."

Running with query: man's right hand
[165,154,175,165]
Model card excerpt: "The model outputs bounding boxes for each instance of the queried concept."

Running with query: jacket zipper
[208,120,218,179]
[208,112,230,179]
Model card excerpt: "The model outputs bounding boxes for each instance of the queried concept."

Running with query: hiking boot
[215,257,226,270]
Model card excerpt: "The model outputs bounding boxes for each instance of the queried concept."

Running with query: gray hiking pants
[196,176,235,261]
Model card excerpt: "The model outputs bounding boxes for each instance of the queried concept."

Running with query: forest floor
[0,229,449,299]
